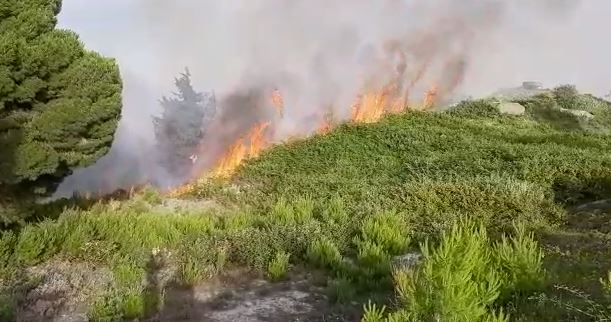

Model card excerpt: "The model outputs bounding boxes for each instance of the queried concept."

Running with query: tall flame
[213,122,271,177]
[423,83,439,110]
[351,91,388,123]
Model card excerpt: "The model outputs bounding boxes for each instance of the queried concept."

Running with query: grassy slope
[1,93,611,321]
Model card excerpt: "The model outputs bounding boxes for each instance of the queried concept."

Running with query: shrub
[120,290,146,320]
[397,219,503,321]
[88,293,123,322]
[495,223,545,298]
[267,251,291,281]
[449,99,501,117]
[553,85,580,110]
[362,301,387,322]
[357,211,410,256]
[327,277,356,304]
[307,237,343,270]
[356,241,392,279]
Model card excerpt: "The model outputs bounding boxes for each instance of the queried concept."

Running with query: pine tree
[153,69,216,182]
[0,0,122,223]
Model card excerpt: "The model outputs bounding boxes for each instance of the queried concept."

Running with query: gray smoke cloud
[54,0,611,197]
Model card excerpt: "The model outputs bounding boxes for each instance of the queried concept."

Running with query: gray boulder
[497,102,526,115]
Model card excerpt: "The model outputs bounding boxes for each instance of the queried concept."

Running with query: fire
[213,122,271,177]
[271,89,284,118]
[351,91,388,123]
[423,83,439,110]
[317,110,334,135]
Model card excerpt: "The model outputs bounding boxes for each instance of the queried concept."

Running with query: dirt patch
[148,270,340,322]
[16,261,113,322]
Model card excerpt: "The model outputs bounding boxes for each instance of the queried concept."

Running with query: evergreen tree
[153,69,216,181]
[0,0,122,222]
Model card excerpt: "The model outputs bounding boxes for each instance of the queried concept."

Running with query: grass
[267,251,291,281]
[1,90,611,321]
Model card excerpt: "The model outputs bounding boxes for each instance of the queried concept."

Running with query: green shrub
[553,85,580,110]
[356,241,391,279]
[177,236,227,286]
[0,231,16,269]
[307,237,343,270]
[362,301,387,322]
[112,262,145,290]
[327,277,357,304]
[178,257,205,287]
[267,251,291,281]
[495,223,545,298]
[120,290,146,320]
[398,219,503,321]
[88,293,123,322]
[449,99,501,117]
[357,211,410,256]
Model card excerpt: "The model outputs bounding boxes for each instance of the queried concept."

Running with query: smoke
[54,0,611,197]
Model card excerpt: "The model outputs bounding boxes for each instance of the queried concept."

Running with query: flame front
[213,122,271,177]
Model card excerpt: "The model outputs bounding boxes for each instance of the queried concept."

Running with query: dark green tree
[153,69,216,182]
[0,0,122,222]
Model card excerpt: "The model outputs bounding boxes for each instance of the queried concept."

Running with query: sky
[55,0,611,196]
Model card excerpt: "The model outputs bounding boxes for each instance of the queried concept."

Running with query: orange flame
[271,89,284,118]
[317,110,334,135]
[213,122,271,177]
[423,83,439,110]
[351,91,388,124]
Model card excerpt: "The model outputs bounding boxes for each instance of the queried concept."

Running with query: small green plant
[112,262,145,289]
[398,219,503,321]
[178,257,205,287]
[357,240,391,278]
[495,222,545,298]
[307,237,343,270]
[267,251,291,281]
[327,277,356,304]
[358,211,410,256]
[362,301,387,322]
[120,290,146,320]
[88,293,123,322]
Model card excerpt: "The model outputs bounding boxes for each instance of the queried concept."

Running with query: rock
[392,252,422,270]
[560,108,594,119]
[497,102,526,115]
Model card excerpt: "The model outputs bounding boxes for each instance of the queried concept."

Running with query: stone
[560,108,594,119]
[392,252,422,270]
[497,102,526,115]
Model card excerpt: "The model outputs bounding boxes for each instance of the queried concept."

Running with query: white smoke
[54,0,611,197]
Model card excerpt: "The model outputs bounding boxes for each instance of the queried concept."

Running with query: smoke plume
[55,0,611,197]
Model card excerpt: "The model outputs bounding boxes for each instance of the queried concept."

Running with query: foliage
[153,69,216,181]
[1,89,611,320]
[307,237,343,271]
[383,219,543,321]
[0,0,122,213]
[267,251,290,281]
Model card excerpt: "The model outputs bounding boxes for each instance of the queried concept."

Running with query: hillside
[1,89,611,321]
